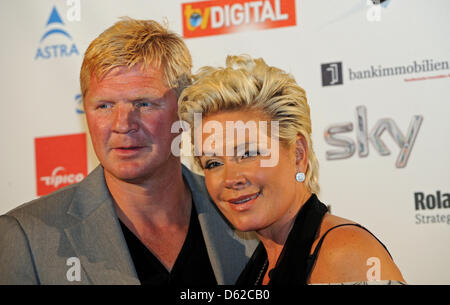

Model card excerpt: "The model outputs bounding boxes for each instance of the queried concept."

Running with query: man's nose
[112,103,138,133]
[223,163,248,190]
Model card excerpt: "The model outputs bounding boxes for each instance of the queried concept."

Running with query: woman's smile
[225,191,261,212]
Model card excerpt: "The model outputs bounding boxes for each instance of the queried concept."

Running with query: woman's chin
[230,218,262,232]
[219,207,265,232]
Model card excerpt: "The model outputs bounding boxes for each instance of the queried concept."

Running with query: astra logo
[35,6,79,60]
[321,62,343,86]
[182,0,296,38]
[75,93,84,114]
[324,106,423,168]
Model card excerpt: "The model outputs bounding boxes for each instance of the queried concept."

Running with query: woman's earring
[295,172,305,183]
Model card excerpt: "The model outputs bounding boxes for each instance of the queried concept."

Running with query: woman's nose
[223,164,248,190]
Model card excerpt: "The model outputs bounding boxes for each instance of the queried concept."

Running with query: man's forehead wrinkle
[96,63,165,82]
[88,72,170,102]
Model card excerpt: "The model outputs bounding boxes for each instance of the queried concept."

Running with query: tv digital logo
[321,62,343,86]
[35,6,79,60]
[324,106,423,168]
[182,0,296,38]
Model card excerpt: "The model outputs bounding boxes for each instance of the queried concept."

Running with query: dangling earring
[295,172,305,183]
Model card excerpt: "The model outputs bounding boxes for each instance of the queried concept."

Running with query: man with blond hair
[0,18,256,285]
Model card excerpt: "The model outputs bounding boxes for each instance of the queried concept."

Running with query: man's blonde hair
[80,17,192,98]
[178,55,320,194]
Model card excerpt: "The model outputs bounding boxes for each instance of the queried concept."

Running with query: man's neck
[104,161,192,230]
[104,161,193,271]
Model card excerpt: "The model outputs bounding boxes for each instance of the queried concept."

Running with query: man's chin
[101,154,178,183]
[104,166,153,184]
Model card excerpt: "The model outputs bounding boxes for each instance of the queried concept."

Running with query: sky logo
[35,6,79,60]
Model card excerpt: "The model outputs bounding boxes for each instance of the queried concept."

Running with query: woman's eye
[205,160,222,170]
[242,150,259,159]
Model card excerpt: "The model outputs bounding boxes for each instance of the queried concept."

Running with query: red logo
[35,133,87,196]
[182,0,297,38]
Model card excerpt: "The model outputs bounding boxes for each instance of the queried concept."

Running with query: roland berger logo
[182,0,297,38]
[35,133,87,196]
[414,191,450,225]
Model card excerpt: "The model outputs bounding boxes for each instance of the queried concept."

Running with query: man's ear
[295,134,309,171]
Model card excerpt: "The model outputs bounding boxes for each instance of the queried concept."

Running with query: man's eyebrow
[90,98,112,104]
[131,97,151,102]
[130,96,166,104]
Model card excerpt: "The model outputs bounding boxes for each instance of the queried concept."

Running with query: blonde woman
[178,55,406,285]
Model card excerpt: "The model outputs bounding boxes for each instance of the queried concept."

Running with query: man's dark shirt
[119,204,217,285]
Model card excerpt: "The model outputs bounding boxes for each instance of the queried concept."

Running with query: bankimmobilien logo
[321,59,450,86]
[321,62,343,86]
[182,0,296,38]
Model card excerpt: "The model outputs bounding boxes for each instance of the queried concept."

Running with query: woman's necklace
[254,259,268,285]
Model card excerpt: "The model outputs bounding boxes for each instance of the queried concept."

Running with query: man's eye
[136,102,151,108]
[205,160,223,170]
[98,103,112,110]
[135,100,156,110]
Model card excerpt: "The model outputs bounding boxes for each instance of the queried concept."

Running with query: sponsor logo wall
[1,0,449,284]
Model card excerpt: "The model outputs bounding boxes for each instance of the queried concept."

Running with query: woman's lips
[228,192,260,204]
[227,191,261,212]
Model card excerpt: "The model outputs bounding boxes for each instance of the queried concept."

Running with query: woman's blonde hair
[80,17,192,99]
[179,55,320,194]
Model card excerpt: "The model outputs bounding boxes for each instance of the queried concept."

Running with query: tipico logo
[35,133,87,196]
[35,6,79,60]
[40,166,84,188]
[182,0,297,38]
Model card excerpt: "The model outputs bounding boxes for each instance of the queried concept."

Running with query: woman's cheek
[205,173,220,201]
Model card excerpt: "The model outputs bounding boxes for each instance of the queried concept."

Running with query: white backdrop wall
[1,0,449,284]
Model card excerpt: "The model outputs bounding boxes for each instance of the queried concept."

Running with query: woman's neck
[256,191,312,277]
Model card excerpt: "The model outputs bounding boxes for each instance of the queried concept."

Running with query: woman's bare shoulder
[308,213,405,284]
